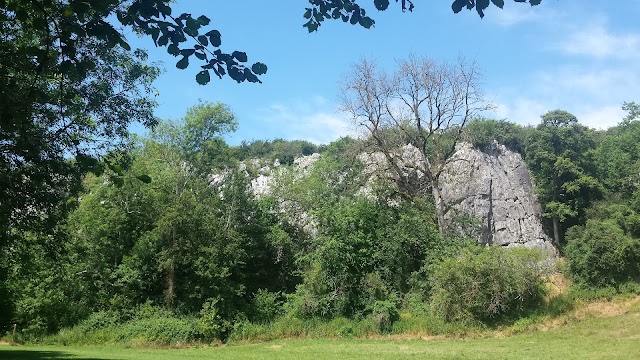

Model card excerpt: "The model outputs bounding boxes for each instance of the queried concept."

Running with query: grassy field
[2,299,639,360]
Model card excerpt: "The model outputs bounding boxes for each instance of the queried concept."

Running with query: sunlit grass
[2,298,639,360]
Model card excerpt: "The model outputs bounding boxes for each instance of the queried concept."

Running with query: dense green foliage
[522,110,602,245]
[5,298,640,358]
[304,0,544,32]
[4,101,640,342]
[429,247,548,323]
[233,139,324,165]
[2,0,629,349]
[465,118,526,153]
[564,220,640,288]
[4,101,640,343]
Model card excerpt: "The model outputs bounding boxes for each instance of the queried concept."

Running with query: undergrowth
[22,277,640,347]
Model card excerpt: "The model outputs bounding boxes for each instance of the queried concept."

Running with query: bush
[75,310,121,333]
[465,118,525,154]
[117,316,198,345]
[196,298,232,341]
[249,289,283,324]
[429,247,550,324]
[565,220,640,288]
[42,306,200,346]
[370,300,399,333]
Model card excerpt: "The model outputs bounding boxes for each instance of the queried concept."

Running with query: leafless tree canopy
[340,55,494,232]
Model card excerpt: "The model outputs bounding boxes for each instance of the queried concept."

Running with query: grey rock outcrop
[440,142,556,254]
[217,143,556,255]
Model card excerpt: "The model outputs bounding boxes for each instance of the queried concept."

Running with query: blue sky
[126,1,640,145]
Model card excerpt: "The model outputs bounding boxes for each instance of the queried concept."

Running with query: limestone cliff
[440,141,556,254]
[228,141,555,254]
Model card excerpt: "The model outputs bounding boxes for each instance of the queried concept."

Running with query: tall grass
[31,277,640,347]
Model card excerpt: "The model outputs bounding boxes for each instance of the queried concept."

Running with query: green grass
[2,305,639,360]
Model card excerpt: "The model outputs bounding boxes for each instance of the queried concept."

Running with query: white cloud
[576,105,627,130]
[257,97,356,144]
[492,99,547,126]
[492,16,640,130]
[553,25,640,59]
[492,64,636,129]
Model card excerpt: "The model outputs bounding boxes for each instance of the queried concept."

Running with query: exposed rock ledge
[440,142,556,255]
[226,141,556,255]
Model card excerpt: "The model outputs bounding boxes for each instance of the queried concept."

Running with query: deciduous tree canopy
[304,0,544,32]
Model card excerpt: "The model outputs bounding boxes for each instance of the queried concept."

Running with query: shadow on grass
[0,349,115,360]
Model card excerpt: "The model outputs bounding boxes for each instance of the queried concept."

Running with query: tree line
[2,96,639,341]
[3,0,638,344]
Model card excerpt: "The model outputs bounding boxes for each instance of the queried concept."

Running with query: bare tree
[340,55,494,233]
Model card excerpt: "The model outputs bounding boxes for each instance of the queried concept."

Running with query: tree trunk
[164,261,175,309]
[165,183,179,309]
[552,216,561,246]
[431,179,447,234]
[164,223,176,309]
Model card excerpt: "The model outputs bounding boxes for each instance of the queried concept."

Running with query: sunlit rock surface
[440,142,556,254]
[225,143,556,255]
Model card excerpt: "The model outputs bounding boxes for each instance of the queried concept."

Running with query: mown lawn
[2,307,639,360]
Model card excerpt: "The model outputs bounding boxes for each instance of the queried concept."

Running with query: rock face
[440,142,556,254]
[222,142,556,254]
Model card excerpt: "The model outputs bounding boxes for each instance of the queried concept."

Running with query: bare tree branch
[340,55,494,233]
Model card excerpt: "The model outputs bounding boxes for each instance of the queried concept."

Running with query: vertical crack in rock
[486,178,494,245]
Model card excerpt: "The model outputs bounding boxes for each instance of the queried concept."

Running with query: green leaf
[176,56,189,69]
[251,62,268,75]
[229,66,245,83]
[112,176,124,188]
[150,28,160,43]
[197,15,211,25]
[185,18,199,36]
[530,0,542,5]
[196,70,210,85]
[304,21,318,32]
[350,10,361,25]
[107,163,123,176]
[119,39,131,51]
[76,153,99,169]
[374,0,390,10]
[180,49,195,56]
[92,164,105,177]
[205,30,221,47]
[359,17,374,29]
[197,35,209,46]
[136,175,152,184]
[491,0,504,8]
[167,44,180,55]
[476,0,490,17]
[157,35,169,46]
[232,51,247,62]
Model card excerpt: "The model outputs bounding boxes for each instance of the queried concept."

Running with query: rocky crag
[439,142,556,254]
[221,141,556,254]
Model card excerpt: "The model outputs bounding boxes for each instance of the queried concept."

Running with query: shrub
[465,118,525,154]
[429,247,550,324]
[249,289,283,324]
[75,310,121,333]
[196,298,232,341]
[370,300,399,333]
[117,316,198,345]
[42,306,199,346]
[565,220,640,288]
